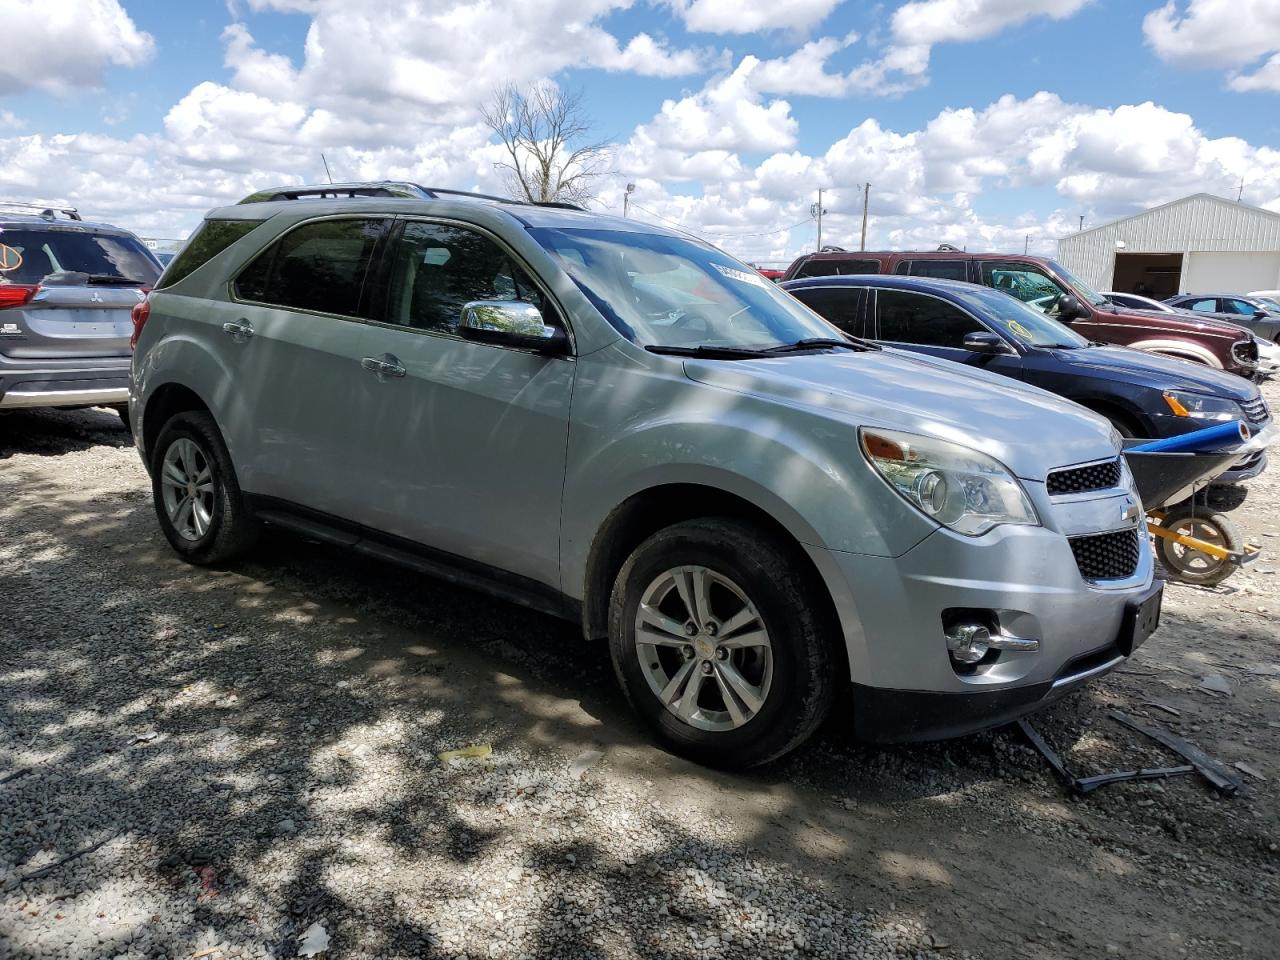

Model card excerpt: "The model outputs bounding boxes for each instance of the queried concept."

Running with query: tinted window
[234,218,386,317]
[156,220,258,289]
[979,261,1071,317]
[1186,298,1218,313]
[876,290,983,347]
[905,260,968,281]
[0,228,160,286]
[381,221,553,332]
[796,258,881,278]
[789,286,865,336]
[1224,298,1262,315]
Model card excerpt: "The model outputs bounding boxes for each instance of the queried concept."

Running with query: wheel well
[143,383,210,468]
[581,483,846,659]
[1077,399,1144,439]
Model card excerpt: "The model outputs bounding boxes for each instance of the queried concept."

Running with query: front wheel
[151,410,259,565]
[608,518,836,768]
[1155,506,1241,586]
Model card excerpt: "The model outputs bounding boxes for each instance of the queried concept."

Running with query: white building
[1056,193,1280,299]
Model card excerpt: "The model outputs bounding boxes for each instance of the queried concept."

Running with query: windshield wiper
[85,274,147,285]
[760,337,875,354]
[645,344,772,360]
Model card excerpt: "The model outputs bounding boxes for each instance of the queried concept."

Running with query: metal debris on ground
[297,921,330,957]
[1198,674,1234,696]
[1233,761,1267,781]
[1017,719,1194,796]
[1109,710,1242,796]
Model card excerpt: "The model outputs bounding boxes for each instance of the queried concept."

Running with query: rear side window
[876,290,984,347]
[789,286,865,336]
[795,258,881,278]
[156,220,259,289]
[1185,298,1218,313]
[900,259,968,281]
[0,228,160,286]
[234,218,388,317]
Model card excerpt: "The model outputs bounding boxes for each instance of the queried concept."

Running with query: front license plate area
[1117,581,1163,657]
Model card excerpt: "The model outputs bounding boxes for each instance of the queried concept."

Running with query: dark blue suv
[782,274,1271,484]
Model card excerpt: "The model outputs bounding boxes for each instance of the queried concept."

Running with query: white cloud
[669,0,843,35]
[1144,0,1280,92]
[0,0,155,94]
[0,110,23,129]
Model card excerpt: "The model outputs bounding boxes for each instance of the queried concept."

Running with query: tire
[1096,411,1139,440]
[1154,506,1241,586]
[607,517,836,768]
[150,410,259,565]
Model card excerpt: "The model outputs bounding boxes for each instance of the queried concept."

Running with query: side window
[795,259,840,279]
[876,290,983,348]
[789,287,865,336]
[234,218,386,317]
[157,220,259,290]
[908,259,968,281]
[383,221,552,333]
[834,259,883,275]
[1186,298,1218,313]
[979,261,1068,316]
[1224,298,1258,315]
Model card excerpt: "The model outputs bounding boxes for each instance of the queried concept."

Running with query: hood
[1049,345,1258,401]
[1096,302,1249,339]
[683,348,1117,481]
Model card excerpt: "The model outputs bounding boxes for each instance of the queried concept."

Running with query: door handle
[361,355,406,378]
[222,319,253,340]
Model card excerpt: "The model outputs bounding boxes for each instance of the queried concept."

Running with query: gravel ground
[2,380,1278,960]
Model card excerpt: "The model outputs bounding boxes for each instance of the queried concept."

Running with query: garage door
[1183,251,1280,293]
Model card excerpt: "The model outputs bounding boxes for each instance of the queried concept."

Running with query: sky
[2,0,1280,265]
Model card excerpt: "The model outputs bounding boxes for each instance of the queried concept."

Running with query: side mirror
[1254,309,1269,320]
[459,300,568,355]
[1056,293,1087,320]
[963,331,1011,355]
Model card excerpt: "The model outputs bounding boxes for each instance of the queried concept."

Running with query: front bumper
[810,482,1156,742]
[0,363,129,410]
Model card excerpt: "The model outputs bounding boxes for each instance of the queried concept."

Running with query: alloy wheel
[160,437,215,541]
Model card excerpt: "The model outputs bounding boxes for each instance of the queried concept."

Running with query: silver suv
[130,183,1163,767]
[0,202,160,422]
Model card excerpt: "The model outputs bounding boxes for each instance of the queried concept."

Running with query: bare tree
[481,83,609,206]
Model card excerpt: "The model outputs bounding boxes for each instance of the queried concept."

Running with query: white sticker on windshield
[712,263,769,289]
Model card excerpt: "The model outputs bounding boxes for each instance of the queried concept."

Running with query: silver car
[129,184,1162,767]
[0,203,160,422]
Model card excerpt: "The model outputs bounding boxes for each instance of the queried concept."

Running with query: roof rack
[0,200,83,221]
[236,181,584,211]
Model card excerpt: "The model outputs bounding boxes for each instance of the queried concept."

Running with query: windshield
[1048,260,1108,306]
[969,287,1089,348]
[528,226,838,349]
[0,228,160,286]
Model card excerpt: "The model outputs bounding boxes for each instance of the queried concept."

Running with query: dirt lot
[2,381,1278,960]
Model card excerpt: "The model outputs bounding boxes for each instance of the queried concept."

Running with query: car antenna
[321,153,334,184]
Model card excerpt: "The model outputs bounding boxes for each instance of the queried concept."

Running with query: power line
[628,202,813,241]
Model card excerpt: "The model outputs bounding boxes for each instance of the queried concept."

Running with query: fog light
[946,623,991,664]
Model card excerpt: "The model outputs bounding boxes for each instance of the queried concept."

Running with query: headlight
[1162,391,1243,422]
[860,428,1039,537]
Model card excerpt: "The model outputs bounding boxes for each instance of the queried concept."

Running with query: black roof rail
[237,181,585,211]
[0,200,83,221]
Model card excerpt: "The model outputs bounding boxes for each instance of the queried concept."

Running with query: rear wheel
[151,411,259,565]
[608,518,836,768]
[1155,506,1241,586]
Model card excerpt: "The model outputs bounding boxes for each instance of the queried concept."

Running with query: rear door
[0,225,158,360]
[214,215,391,520]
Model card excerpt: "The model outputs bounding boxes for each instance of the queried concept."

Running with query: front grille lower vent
[1047,459,1122,496]
[1070,528,1141,581]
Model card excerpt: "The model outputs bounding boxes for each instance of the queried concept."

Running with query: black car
[781,274,1271,484]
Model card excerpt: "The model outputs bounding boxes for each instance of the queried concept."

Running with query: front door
[871,288,1024,378]
[350,219,576,588]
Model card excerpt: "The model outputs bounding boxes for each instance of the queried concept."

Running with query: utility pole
[1079,214,1084,232]
[1238,177,1245,202]
[1024,234,1030,254]
[810,189,825,251]
[623,182,635,217]
[860,183,870,252]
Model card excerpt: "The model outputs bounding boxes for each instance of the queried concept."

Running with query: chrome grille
[1242,395,1269,424]
[1069,529,1141,581]
[1047,459,1122,496]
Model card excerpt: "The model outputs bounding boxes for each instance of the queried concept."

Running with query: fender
[1127,338,1223,369]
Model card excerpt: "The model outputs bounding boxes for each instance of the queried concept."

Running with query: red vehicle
[752,265,786,282]
[782,251,1258,378]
